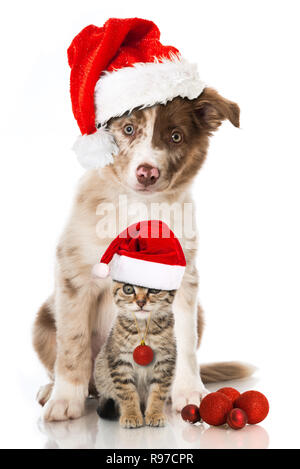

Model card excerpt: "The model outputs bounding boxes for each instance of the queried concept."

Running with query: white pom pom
[92,263,110,278]
[72,126,119,170]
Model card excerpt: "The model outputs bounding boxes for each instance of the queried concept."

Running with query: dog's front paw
[43,397,85,422]
[42,379,87,421]
[172,376,209,412]
[145,412,167,427]
[119,412,143,429]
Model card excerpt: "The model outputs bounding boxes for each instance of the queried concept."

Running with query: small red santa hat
[68,17,205,169]
[92,220,186,291]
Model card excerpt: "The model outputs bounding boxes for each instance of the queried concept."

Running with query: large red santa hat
[68,17,205,169]
[92,220,186,291]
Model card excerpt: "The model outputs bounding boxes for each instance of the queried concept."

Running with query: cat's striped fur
[94,281,177,428]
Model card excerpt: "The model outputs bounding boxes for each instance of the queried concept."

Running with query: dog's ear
[193,88,240,132]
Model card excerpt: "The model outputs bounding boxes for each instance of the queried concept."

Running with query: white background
[0,0,299,449]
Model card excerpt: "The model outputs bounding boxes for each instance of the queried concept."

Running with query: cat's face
[112,281,176,320]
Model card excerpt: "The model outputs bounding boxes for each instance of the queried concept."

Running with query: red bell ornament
[199,392,233,426]
[235,391,269,424]
[181,405,201,424]
[227,408,248,430]
[133,342,154,366]
[217,387,240,406]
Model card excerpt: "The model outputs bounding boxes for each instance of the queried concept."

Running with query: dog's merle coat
[32,89,247,423]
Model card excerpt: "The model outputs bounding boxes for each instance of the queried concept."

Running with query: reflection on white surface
[38,387,269,450]
[179,421,269,450]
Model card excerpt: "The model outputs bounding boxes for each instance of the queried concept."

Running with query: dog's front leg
[43,282,96,422]
[171,270,208,411]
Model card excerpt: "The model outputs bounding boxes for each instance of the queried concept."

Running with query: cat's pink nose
[136,299,146,309]
[136,164,160,187]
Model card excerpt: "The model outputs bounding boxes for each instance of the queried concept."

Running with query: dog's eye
[123,284,135,294]
[171,130,183,144]
[148,288,161,294]
[124,124,135,136]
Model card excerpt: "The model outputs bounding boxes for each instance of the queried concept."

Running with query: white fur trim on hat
[95,56,205,125]
[92,263,110,278]
[72,125,119,170]
[109,254,185,291]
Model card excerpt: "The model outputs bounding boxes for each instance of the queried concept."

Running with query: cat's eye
[123,284,135,295]
[148,288,161,294]
[123,124,135,136]
[171,130,183,144]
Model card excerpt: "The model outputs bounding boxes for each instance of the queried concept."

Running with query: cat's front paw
[145,412,167,427]
[119,412,143,429]
[172,376,209,412]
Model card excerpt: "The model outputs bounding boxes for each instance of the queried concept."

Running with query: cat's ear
[193,87,240,133]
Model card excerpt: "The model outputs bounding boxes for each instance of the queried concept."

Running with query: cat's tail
[97,397,119,420]
[200,361,256,384]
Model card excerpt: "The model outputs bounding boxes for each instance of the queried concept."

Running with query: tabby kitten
[94,280,176,428]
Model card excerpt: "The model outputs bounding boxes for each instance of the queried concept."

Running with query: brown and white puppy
[33,88,245,422]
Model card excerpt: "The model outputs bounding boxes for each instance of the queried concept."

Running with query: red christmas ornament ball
[217,387,240,406]
[133,344,154,366]
[227,408,248,430]
[199,392,233,426]
[181,404,201,424]
[235,391,269,424]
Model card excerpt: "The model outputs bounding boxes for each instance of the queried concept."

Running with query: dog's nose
[136,164,160,187]
[136,299,146,309]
